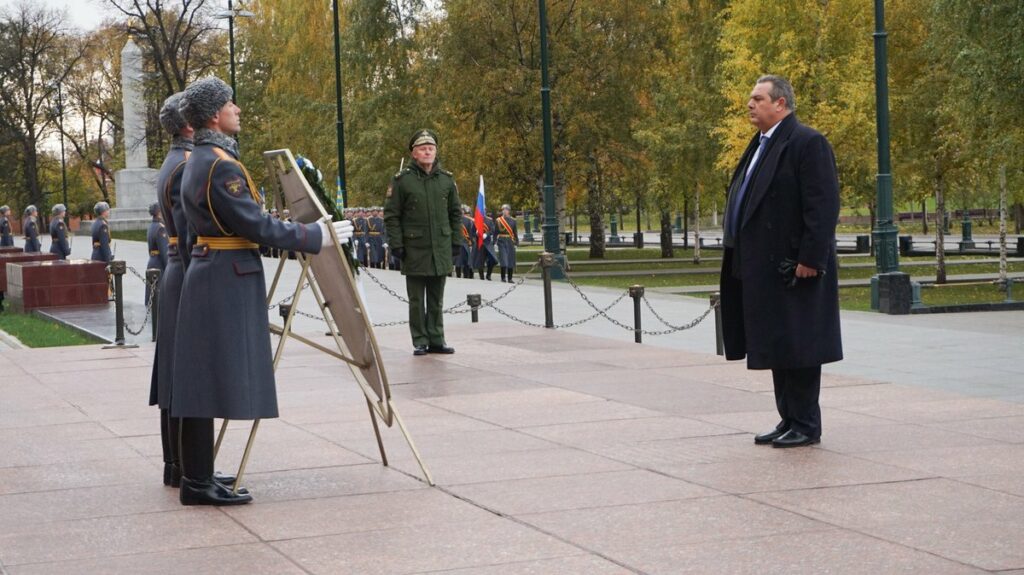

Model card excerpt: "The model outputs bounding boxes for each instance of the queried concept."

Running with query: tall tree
[0,2,83,211]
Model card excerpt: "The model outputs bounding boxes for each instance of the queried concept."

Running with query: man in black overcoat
[719,75,842,448]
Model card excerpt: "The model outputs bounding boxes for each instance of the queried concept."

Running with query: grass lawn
[838,284,1013,312]
[0,312,101,347]
[111,229,148,242]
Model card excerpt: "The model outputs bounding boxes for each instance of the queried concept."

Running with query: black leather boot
[500,268,507,282]
[180,476,253,506]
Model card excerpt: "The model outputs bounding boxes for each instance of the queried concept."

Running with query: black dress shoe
[413,345,428,356]
[754,424,790,445]
[771,429,820,448]
[179,477,253,506]
[427,345,455,354]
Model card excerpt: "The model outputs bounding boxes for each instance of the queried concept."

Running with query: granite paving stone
[6,543,307,575]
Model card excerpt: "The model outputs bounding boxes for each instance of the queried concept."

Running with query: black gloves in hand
[451,245,461,258]
[393,247,405,260]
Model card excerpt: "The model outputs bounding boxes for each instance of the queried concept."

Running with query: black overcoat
[719,114,843,370]
[171,138,322,420]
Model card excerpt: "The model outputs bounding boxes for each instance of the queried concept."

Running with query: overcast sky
[1,0,120,31]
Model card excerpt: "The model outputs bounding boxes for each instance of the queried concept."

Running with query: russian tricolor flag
[473,175,486,249]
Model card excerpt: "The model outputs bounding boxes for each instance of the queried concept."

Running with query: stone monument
[109,39,158,231]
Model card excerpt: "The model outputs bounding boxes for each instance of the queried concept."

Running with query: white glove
[320,219,355,247]
[382,243,389,249]
[483,233,489,240]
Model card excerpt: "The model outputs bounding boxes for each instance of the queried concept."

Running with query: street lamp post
[53,81,68,223]
[870,0,910,312]
[214,1,254,105]
[537,0,564,279]
[332,0,348,209]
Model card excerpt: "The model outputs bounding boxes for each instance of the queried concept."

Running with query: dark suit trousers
[179,417,214,480]
[771,366,822,438]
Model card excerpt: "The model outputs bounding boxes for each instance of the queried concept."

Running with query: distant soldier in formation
[354,208,369,266]
[495,204,519,283]
[48,204,71,259]
[22,205,40,252]
[454,205,474,278]
[173,76,352,506]
[91,202,112,263]
[0,205,13,247]
[367,207,386,268]
[473,209,497,280]
[145,202,169,305]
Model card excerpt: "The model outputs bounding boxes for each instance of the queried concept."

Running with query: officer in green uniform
[384,129,463,356]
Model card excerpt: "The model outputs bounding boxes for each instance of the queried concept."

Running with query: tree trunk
[868,202,876,257]
[693,182,702,264]
[921,199,928,234]
[587,157,605,259]
[935,162,947,284]
[682,197,689,249]
[21,137,43,209]
[1014,203,1022,235]
[659,211,673,258]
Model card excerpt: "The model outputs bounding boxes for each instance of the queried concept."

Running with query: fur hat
[159,92,189,136]
[0,205,9,214]
[24,205,37,215]
[52,203,66,215]
[408,129,438,151]
[94,201,110,216]
[180,77,233,129]
[148,203,160,217]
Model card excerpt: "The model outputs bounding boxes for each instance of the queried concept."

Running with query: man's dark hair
[757,74,796,111]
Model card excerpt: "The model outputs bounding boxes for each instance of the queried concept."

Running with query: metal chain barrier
[486,290,630,329]
[122,266,156,337]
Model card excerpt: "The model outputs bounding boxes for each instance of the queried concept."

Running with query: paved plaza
[0,238,1022,573]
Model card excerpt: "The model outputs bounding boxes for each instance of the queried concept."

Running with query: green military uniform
[383,131,462,351]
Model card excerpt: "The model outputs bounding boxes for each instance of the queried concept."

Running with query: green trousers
[405,275,447,347]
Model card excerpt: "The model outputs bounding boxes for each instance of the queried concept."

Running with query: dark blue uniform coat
[368,216,385,265]
[719,114,843,370]
[454,215,475,268]
[23,217,40,252]
[495,215,519,268]
[472,216,497,269]
[146,218,169,271]
[49,218,71,259]
[0,216,13,246]
[91,217,112,262]
[150,146,190,409]
[172,138,322,420]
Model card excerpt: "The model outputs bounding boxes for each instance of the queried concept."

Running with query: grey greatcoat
[91,217,112,262]
[171,132,323,420]
[49,218,71,259]
[0,216,13,246]
[494,215,519,268]
[150,143,191,408]
[23,217,40,252]
[719,113,843,370]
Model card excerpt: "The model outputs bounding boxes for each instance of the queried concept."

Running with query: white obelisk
[110,38,158,230]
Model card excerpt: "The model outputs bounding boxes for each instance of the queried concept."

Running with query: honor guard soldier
[0,205,13,246]
[384,129,463,355]
[368,208,386,268]
[495,204,519,283]
[23,205,40,252]
[49,204,71,259]
[91,202,112,262]
[173,77,353,506]
[354,208,369,266]
[473,209,497,280]
[150,92,193,490]
[454,205,475,278]
[146,203,169,270]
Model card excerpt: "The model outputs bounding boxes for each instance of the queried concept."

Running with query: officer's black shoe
[754,422,789,445]
[427,345,455,354]
[413,345,429,356]
[179,477,253,506]
[771,429,820,448]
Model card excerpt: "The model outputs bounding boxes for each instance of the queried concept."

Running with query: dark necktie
[728,135,768,235]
